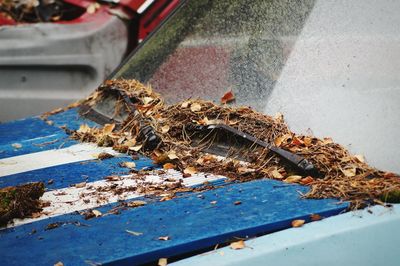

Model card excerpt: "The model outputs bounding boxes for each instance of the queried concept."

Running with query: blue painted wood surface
[0,179,348,266]
[0,109,349,265]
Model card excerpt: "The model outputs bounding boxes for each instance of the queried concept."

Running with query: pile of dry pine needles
[66,79,400,209]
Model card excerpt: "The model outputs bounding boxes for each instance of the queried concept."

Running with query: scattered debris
[230,240,246,250]
[121,161,136,169]
[233,201,242,206]
[158,236,170,241]
[45,222,60,230]
[291,219,305,228]
[0,182,45,226]
[92,210,102,217]
[126,200,147,208]
[126,230,143,236]
[55,79,399,209]
[97,152,114,160]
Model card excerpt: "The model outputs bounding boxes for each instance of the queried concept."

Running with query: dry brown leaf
[158,236,170,241]
[167,151,179,160]
[87,2,100,14]
[163,163,176,170]
[230,240,245,250]
[126,230,143,236]
[129,145,142,152]
[291,219,305,227]
[220,90,235,104]
[158,258,168,266]
[181,101,190,108]
[342,168,356,177]
[127,200,147,207]
[190,103,202,112]
[310,214,322,221]
[74,182,86,188]
[161,125,170,134]
[143,97,154,105]
[121,162,136,169]
[103,123,115,134]
[237,167,255,174]
[303,137,313,146]
[77,124,91,134]
[300,176,314,185]
[284,175,303,183]
[92,210,102,217]
[271,169,284,179]
[96,152,114,160]
[354,154,365,163]
[183,166,197,175]
[323,137,333,144]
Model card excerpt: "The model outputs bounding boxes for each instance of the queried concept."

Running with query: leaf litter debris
[47,79,399,210]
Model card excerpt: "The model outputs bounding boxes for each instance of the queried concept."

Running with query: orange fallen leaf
[291,219,305,227]
[163,163,176,170]
[230,240,245,250]
[300,176,314,185]
[291,137,303,146]
[220,90,235,104]
[310,214,322,221]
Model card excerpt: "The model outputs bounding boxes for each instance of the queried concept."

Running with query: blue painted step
[0,179,348,266]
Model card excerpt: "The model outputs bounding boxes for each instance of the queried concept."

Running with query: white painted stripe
[4,169,225,228]
[137,0,155,14]
[0,143,120,177]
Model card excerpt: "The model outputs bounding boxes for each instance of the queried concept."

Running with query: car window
[114,0,400,173]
